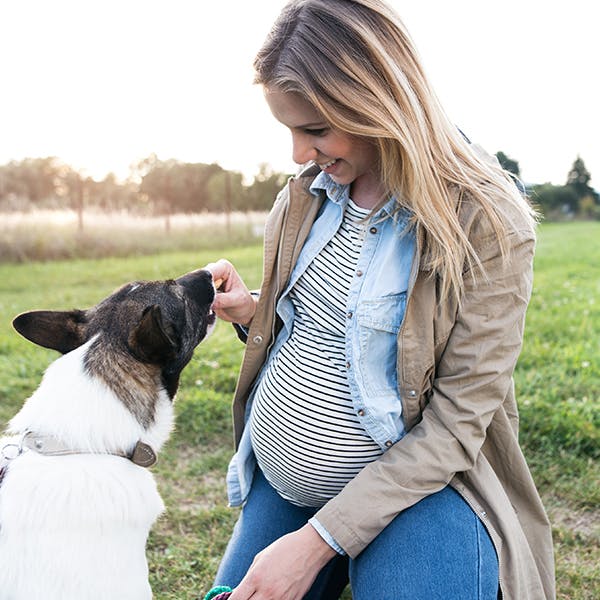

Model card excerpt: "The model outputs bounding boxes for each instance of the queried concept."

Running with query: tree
[138,157,179,231]
[0,157,66,207]
[245,163,290,211]
[530,183,579,215]
[171,162,223,213]
[495,151,521,178]
[206,170,245,212]
[62,170,86,231]
[578,194,600,219]
[90,173,139,212]
[137,157,227,221]
[566,156,597,202]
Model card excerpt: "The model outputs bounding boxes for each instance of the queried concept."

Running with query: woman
[206,1,554,598]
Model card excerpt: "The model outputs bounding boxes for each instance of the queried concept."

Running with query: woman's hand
[204,259,258,327]
[229,524,337,600]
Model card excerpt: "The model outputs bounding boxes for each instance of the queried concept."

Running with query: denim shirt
[226,172,416,515]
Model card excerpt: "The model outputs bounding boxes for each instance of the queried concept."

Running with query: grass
[0,221,598,599]
[514,222,600,598]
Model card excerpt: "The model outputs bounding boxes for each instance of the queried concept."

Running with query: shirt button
[385,440,393,448]
[369,226,378,234]
[356,270,363,277]
[357,409,365,417]
[346,361,351,369]
[252,335,263,345]
[347,311,353,319]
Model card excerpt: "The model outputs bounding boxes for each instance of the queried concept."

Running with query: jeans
[214,469,499,599]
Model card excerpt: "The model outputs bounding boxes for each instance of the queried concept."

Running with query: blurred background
[0,0,598,262]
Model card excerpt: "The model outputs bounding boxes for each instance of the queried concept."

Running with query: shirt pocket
[356,292,406,396]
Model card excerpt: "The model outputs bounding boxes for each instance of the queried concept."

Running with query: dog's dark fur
[12,269,216,425]
[0,268,216,599]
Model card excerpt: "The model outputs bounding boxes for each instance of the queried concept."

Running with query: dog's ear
[12,310,87,354]
[130,305,179,364]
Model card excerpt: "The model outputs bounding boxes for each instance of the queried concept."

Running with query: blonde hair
[254,0,537,302]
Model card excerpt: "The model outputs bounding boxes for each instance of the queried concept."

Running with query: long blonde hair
[254,0,537,302]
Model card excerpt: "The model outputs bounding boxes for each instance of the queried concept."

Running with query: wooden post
[77,178,84,232]
[225,170,231,238]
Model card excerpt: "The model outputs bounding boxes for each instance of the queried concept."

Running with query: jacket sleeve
[232,292,261,343]
[314,222,536,558]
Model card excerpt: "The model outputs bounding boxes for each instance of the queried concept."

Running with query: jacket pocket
[356,293,406,396]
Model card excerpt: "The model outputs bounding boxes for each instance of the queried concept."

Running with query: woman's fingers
[203,259,257,326]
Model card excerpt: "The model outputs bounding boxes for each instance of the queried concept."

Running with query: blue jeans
[214,470,499,599]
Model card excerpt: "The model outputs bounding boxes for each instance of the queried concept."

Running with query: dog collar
[20,431,158,467]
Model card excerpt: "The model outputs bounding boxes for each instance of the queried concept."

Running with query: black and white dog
[0,269,216,599]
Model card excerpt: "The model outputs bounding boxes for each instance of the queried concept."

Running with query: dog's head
[12,269,216,403]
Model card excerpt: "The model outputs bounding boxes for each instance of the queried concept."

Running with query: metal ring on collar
[1,443,23,461]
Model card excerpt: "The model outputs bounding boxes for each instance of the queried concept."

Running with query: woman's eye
[304,128,328,137]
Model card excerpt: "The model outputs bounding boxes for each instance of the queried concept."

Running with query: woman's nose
[291,133,318,165]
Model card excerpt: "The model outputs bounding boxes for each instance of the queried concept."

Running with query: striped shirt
[250,199,384,507]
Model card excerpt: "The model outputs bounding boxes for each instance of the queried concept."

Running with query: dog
[0,269,217,599]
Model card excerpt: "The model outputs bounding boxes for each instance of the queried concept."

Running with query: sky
[0,0,597,188]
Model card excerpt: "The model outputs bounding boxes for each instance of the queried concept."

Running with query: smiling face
[265,88,382,202]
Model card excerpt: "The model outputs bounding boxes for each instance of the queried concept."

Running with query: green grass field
[0,222,598,599]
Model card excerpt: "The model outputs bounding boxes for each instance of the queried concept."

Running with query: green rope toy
[203,585,233,600]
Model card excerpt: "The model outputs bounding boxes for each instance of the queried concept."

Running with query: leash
[1,430,158,469]
[203,586,232,600]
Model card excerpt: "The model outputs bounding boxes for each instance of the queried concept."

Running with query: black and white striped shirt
[250,200,384,507]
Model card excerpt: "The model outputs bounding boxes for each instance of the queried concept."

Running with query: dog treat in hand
[214,278,224,290]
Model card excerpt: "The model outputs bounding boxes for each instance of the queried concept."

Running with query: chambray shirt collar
[309,169,399,218]
[309,170,349,205]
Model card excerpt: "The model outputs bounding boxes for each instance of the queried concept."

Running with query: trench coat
[230,163,555,599]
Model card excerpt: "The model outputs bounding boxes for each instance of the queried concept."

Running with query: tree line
[0,152,597,221]
[496,153,599,220]
[0,155,289,217]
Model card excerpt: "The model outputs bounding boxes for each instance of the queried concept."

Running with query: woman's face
[265,89,379,189]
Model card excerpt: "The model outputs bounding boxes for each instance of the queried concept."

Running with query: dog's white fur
[0,338,173,599]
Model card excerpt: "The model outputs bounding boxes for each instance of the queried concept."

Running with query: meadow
[0,209,267,262]
[0,221,598,599]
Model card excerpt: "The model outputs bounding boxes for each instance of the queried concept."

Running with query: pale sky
[0,0,597,187]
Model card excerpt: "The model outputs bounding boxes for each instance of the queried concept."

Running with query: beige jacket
[231,164,555,599]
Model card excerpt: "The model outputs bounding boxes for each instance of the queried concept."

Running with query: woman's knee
[349,486,498,599]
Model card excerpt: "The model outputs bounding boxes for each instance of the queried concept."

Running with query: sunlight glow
[0,0,597,186]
